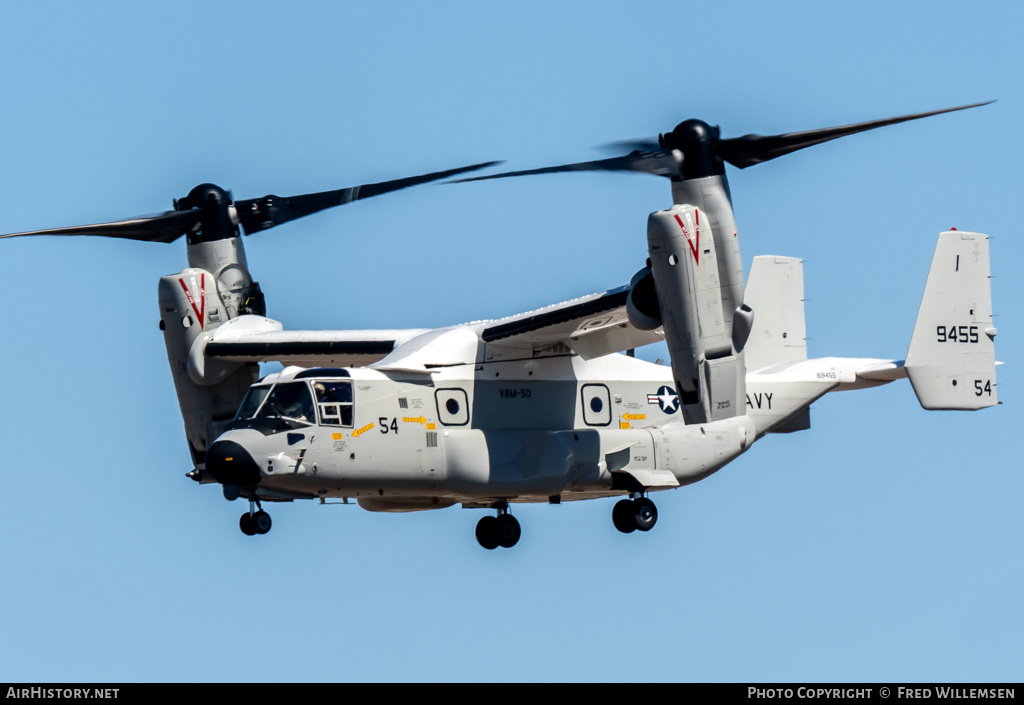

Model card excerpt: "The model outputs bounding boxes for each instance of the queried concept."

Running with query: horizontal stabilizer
[905,231,997,410]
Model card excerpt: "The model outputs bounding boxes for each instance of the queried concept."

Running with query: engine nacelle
[159,237,264,468]
[625,266,662,331]
[647,204,747,423]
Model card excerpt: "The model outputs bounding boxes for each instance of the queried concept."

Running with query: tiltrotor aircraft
[2,103,998,549]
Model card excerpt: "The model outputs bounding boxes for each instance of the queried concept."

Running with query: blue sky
[0,0,1021,683]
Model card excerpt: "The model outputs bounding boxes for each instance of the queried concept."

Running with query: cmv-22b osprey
[2,104,998,549]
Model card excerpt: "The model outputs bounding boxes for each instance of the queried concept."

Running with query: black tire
[239,513,257,536]
[253,510,272,535]
[495,514,521,548]
[633,497,658,532]
[612,499,637,534]
[476,515,500,550]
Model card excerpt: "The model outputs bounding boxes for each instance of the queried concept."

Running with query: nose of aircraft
[206,439,262,488]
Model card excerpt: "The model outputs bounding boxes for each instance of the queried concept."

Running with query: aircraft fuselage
[207,351,767,511]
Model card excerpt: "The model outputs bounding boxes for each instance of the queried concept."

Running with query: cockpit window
[313,380,354,427]
[257,382,316,425]
[235,385,271,420]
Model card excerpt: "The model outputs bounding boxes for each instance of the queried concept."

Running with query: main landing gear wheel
[476,506,521,549]
[495,514,521,548]
[612,496,658,534]
[612,499,637,534]
[633,497,657,532]
[476,516,500,550]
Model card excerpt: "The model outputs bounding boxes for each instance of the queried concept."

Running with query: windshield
[257,382,316,424]
[234,379,351,428]
[235,385,271,420]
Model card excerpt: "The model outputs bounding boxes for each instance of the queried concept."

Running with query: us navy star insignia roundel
[647,386,679,414]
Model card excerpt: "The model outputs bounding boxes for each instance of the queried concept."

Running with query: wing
[201,316,430,368]
[200,284,662,376]
[480,285,664,360]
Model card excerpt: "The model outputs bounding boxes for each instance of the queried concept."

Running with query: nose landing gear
[476,502,521,550]
[239,499,272,536]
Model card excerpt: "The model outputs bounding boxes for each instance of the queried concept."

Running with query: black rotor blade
[598,138,661,154]
[453,150,680,183]
[234,161,501,235]
[0,209,203,244]
[718,101,993,169]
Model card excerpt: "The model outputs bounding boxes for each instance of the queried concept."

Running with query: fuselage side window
[313,380,354,427]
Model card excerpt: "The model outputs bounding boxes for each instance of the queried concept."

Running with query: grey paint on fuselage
[225,348,746,506]
[217,339,813,511]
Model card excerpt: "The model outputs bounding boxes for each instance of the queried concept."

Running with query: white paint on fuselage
[221,348,899,510]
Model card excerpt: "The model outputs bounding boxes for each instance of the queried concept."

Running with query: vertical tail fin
[905,231,997,410]
[743,255,808,372]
